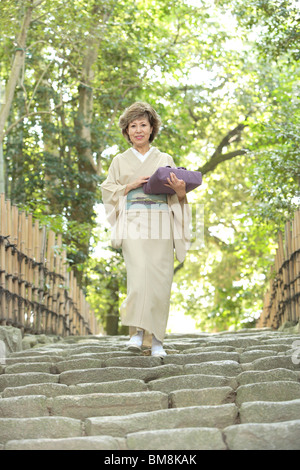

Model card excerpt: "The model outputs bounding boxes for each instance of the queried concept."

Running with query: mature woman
[101,102,190,357]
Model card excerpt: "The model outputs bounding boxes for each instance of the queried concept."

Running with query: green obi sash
[126,188,168,211]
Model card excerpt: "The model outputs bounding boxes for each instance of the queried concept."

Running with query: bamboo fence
[257,209,300,329]
[0,194,99,337]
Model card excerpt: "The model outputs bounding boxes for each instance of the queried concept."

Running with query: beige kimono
[101,147,190,346]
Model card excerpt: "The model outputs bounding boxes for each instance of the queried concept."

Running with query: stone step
[147,373,237,393]
[0,395,49,418]
[1,383,70,398]
[5,435,125,450]
[169,386,235,408]
[126,427,227,450]
[58,364,183,385]
[183,360,242,377]
[223,420,300,450]
[5,355,63,364]
[68,379,148,395]
[51,358,105,373]
[104,356,163,368]
[0,391,168,419]
[238,350,279,363]
[236,368,300,385]
[239,399,300,424]
[163,351,240,365]
[182,345,237,353]
[0,416,82,445]
[251,355,300,371]
[1,379,148,398]
[84,404,238,438]
[48,391,168,420]
[4,362,54,374]
[236,381,300,406]
[0,372,59,392]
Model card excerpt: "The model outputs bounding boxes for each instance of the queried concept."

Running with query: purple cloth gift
[143,166,202,195]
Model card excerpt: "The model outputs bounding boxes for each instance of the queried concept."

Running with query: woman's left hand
[165,172,186,201]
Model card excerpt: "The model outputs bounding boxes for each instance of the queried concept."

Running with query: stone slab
[104,356,162,368]
[52,358,105,373]
[224,420,300,450]
[239,350,279,363]
[184,361,242,377]
[1,382,70,398]
[4,362,53,374]
[0,416,81,444]
[5,355,63,364]
[49,391,168,419]
[68,379,148,395]
[200,337,260,348]
[126,427,227,450]
[252,356,300,371]
[182,346,236,354]
[236,368,299,385]
[147,373,234,393]
[169,386,235,408]
[0,395,49,418]
[239,399,300,424]
[236,381,300,406]
[5,436,125,450]
[163,352,240,365]
[85,404,238,437]
[58,365,183,386]
[0,372,59,392]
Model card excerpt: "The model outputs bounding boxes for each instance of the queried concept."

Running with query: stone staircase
[0,327,300,450]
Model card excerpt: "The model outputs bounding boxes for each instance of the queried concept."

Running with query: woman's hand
[165,172,186,201]
[124,176,150,195]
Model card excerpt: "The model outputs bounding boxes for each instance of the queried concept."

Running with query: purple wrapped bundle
[143,166,202,195]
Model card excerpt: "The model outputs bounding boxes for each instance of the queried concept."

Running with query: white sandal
[151,335,167,357]
[126,331,143,351]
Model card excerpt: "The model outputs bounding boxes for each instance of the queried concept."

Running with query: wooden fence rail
[257,209,300,329]
[0,194,99,337]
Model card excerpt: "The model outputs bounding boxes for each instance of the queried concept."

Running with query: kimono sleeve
[100,156,127,227]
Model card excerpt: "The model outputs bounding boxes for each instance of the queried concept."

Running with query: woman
[101,102,190,357]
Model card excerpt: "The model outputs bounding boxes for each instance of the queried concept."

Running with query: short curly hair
[118,102,162,144]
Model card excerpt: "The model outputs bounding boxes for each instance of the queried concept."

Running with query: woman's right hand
[124,176,150,195]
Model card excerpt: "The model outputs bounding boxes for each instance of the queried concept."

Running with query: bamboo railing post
[0,194,7,325]
[25,213,34,332]
[18,211,26,334]
[5,199,13,326]
[45,230,54,334]
[11,205,19,328]
[62,252,70,336]
[291,216,297,323]
[55,234,64,336]
[295,212,300,321]
[38,226,47,334]
[68,270,74,335]
[32,220,39,334]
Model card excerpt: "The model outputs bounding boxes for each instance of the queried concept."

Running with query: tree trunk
[70,6,112,277]
[0,0,46,192]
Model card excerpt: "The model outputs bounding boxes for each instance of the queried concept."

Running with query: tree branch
[4,102,63,136]
[197,120,249,175]
[211,122,247,159]
[198,149,248,175]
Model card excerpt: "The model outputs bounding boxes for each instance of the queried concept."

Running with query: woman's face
[127,116,153,147]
